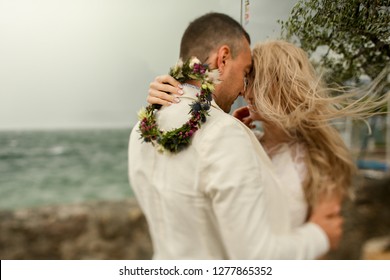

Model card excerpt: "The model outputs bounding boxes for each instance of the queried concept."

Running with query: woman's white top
[256,131,309,228]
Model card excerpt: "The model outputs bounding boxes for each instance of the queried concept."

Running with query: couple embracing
[129,12,346,259]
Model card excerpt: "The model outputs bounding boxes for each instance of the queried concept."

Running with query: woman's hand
[147,75,183,106]
[232,106,256,129]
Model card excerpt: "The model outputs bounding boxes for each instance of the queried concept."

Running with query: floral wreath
[137,57,220,153]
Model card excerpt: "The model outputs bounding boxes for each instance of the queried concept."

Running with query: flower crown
[138,57,220,153]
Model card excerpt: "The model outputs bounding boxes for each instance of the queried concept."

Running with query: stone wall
[1,177,389,260]
[0,199,152,260]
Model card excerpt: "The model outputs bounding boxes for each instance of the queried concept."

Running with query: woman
[146,40,387,227]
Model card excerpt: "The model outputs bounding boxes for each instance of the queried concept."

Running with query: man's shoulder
[195,107,255,149]
[129,122,140,138]
[204,107,249,134]
[129,121,144,150]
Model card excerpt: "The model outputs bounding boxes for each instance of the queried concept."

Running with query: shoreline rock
[0,199,152,260]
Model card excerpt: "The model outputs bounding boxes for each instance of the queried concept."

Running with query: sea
[0,123,387,211]
[0,128,134,210]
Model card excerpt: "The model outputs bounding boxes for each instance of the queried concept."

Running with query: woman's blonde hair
[250,40,388,207]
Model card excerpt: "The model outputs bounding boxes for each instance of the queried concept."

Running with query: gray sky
[0,0,297,130]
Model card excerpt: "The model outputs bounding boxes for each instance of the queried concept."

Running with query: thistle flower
[191,102,202,113]
[202,103,210,111]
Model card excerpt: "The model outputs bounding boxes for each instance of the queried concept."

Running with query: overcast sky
[0,0,297,130]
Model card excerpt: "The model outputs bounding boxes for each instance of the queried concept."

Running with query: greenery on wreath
[137,57,220,153]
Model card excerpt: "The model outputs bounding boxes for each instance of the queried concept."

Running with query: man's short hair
[180,13,251,62]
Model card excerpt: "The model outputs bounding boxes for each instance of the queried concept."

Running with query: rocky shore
[0,199,152,259]
[1,177,389,260]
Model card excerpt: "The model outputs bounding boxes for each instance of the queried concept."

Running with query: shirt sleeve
[198,117,329,259]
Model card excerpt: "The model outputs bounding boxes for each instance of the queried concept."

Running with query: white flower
[177,58,184,68]
[137,107,148,120]
[206,69,221,84]
[156,143,165,153]
[172,58,184,73]
[202,82,215,92]
[189,56,201,68]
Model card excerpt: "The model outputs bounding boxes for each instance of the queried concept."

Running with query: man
[129,12,342,259]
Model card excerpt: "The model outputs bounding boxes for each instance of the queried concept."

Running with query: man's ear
[216,45,231,74]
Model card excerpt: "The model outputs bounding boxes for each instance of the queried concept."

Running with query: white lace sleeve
[290,143,308,186]
[267,142,309,228]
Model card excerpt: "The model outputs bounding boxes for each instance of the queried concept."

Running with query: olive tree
[279,0,390,86]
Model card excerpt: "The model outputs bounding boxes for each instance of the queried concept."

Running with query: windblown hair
[180,13,251,62]
[250,40,388,207]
